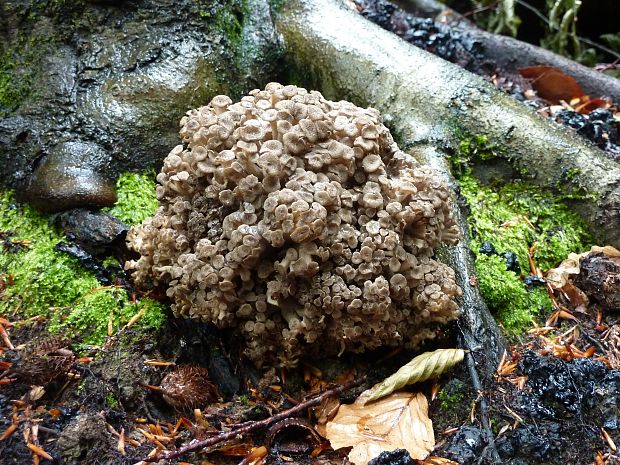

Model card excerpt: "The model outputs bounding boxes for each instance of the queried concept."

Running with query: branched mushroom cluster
[127,83,461,367]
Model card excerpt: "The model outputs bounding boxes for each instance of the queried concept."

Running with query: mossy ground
[0,170,165,348]
[103,171,159,226]
[454,137,593,335]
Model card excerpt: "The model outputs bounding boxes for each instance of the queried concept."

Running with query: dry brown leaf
[325,391,434,465]
[366,349,464,402]
[547,246,620,289]
[314,395,341,437]
[605,325,620,370]
[546,245,620,308]
[28,386,46,402]
[574,97,610,115]
[546,252,584,289]
[598,246,620,258]
[518,66,584,103]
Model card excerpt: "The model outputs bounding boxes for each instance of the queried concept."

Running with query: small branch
[140,376,366,463]
[457,324,501,464]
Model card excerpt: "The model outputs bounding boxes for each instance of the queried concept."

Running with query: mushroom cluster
[126,83,461,367]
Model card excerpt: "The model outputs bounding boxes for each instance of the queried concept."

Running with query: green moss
[461,175,592,271]
[450,134,501,177]
[449,133,593,334]
[0,191,99,316]
[213,4,244,49]
[555,167,598,201]
[103,171,158,226]
[458,175,593,334]
[267,0,286,12]
[0,0,103,116]
[0,191,167,346]
[438,381,466,411]
[105,392,119,409]
[47,288,166,348]
[0,37,44,116]
[0,50,32,115]
[476,254,549,333]
[193,0,245,49]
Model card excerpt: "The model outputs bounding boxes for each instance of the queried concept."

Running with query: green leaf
[601,33,620,53]
[366,349,465,403]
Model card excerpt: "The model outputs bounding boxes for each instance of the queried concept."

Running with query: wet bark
[276,0,620,250]
[0,0,284,211]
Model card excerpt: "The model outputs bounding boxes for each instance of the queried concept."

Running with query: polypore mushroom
[127,84,461,367]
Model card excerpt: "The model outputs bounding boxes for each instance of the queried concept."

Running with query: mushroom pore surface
[126,83,462,367]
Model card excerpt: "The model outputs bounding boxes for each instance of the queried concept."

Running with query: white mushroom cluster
[126,83,462,367]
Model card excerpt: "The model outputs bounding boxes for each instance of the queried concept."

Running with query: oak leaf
[366,349,464,402]
[325,391,434,465]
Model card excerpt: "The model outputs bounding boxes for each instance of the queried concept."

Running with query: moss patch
[456,171,592,334]
[103,171,158,226]
[47,288,166,348]
[0,49,32,115]
[267,0,286,13]
[438,379,466,411]
[450,134,500,177]
[475,254,551,332]
[0,191,99,316]
[0,1,93,117]
[0,191,167,346]
[0,35,47,117]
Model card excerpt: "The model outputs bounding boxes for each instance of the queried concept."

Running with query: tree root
[393,0,620,103]
[276,0,620,248]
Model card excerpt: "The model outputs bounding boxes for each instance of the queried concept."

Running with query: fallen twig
[0,321,14,350]
[457,323,501,464]
[140,376,366,462]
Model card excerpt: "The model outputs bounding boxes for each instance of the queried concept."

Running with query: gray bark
[276,0,620,250]
[413,145,507,378]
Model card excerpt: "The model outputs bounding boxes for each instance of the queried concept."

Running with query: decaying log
[276,0,620,250]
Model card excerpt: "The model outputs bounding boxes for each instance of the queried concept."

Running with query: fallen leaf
[313,395,340,437]
[366,349,464,402]
[325,391,434,465]
[561,283,589,307]
[597,246,620,258]
[574,97,610,115]
[546,251,588,289]
[28,386,46,402]
[546,245,620,306]
[241,446,268,465]
[27,443,53,461]
[519,66,584,103]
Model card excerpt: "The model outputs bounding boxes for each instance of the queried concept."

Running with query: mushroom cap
[127,83,461,368]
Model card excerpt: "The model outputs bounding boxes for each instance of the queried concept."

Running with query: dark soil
[4,233,620,465]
